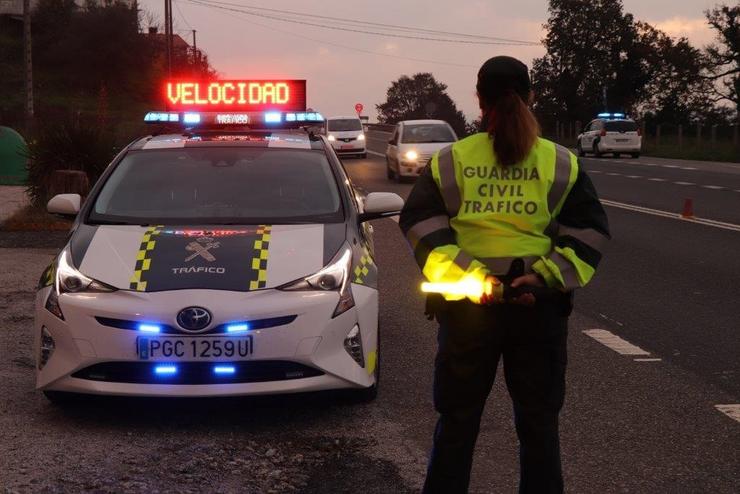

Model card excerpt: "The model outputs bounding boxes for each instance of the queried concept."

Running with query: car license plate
[340,144,354,149]
[137,336,254,361]
[616,138,629,142]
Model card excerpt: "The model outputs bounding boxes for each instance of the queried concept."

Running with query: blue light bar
[138,323,161,334]
[154,365,177,375]
[214,365,236,375]
[264,112,282,123]
[597,112,611,117]
[286,113,297,122]
[613,113,625,118]
[183,112,201,124]
[226,323,249,333]
[144,112,180,123]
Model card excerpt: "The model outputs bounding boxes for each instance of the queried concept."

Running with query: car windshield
[89,148,344,224]
[401,124,456,143]
[327,119,362,131]
[605,121,638,132]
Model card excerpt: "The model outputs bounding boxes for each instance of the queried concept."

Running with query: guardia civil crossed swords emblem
[185,237,220,262]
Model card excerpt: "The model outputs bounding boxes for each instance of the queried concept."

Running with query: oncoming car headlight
[328,134,336,141]
[278,244,354,317]
[45,249,116,320]
[404,150,418,161]
[357,134,365,141]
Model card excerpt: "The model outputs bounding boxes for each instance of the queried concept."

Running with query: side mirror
[47,193,81,218]
[358,192,404,222]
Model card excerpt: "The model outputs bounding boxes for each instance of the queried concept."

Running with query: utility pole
[164,0,171,76]
[191,29,197,73]
[23,0,34,132]
[168,0,174,74]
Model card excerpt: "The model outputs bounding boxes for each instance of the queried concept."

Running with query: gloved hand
[478,275,502,305]
[508,273,545,306]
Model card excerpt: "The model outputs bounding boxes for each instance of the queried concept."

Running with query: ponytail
[483,91,540,166]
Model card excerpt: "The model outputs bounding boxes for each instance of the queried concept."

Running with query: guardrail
[365,123,395,133]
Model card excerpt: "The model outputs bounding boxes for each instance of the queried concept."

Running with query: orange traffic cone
[681,198,694,219]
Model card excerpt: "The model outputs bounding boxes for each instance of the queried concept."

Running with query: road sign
[355,103,364,114]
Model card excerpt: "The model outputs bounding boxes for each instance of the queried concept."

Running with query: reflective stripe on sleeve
[452,249,474,272]
[437,146,461,217]
[405,215,451,249]
[549,251,581,289]
[558,225,609,252]
[548,144,573,213]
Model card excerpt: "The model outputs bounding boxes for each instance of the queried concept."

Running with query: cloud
[652,16,714,46]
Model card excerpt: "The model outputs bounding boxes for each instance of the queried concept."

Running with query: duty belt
[480,256,539,276]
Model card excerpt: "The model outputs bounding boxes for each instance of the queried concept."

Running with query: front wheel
[386,158,395,180]
[613,152,621,158]
[43,390,85,406]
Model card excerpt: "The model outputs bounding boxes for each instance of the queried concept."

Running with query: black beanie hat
[476,56,531,101]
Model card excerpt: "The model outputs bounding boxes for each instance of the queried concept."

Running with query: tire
[386,158,395,180]
[593,142,602,158]
[613,153,620,158]
[351,337,380,403]
[43,390,85,406]
[631,153,640,158]
[577,140,585,157]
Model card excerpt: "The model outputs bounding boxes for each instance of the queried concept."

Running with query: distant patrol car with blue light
[576,113,642,158]
[35,79,404,402]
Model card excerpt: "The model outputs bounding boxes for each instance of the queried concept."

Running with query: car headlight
[404,150,418,161]
[45,249,116,320]
[328,134,336,141]
[357,134,365,141]
[278,243,355,317]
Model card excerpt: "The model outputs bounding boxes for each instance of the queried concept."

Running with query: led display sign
[165,80,307,111]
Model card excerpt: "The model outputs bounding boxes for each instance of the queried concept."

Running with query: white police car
[577,113,642,158]
[35,79,404,402]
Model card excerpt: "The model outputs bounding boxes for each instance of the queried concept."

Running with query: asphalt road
[1,137,738,493]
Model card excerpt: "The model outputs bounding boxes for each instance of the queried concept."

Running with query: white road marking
[583,329,651,356]
[606,172,622,176]
[715,404,740,423]
[634,358,662,362]
[625,175,641,179]
[701,185,725,190]
[366,150,385,158]
[600,199,740,232]
[648,178,667,181]
[389,216,399,223]
[674,181,694,186]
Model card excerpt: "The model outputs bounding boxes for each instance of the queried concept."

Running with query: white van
[325,116,366,158]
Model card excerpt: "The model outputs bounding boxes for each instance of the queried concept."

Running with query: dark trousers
[422,299,568,494]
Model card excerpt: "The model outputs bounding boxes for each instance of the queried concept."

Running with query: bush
[26,116,117,207]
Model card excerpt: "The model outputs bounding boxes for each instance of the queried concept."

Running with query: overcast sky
[139,0,721,121]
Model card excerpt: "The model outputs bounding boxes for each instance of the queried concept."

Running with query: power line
[189,0,539,46]
[191,0,539,45]
[173,0,193,30]
[184,0,479,68]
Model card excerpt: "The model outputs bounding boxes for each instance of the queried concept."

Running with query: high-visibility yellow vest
[430,133,578,271]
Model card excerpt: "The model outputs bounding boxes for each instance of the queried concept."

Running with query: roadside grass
[1,205,72,231]
[642,138,739,163]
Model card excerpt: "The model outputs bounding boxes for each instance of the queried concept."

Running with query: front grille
[71,361,324,385]
[340,137,356,142]
[95,315,297,335]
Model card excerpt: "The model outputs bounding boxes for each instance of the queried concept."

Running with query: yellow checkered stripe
[129,225,162,291]
[249,225,272,290]
[353,246,375,284]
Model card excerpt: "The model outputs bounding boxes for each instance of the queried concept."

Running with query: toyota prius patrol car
[35,79,404,403]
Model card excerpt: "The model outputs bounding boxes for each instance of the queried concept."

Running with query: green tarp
[0,126,28,185]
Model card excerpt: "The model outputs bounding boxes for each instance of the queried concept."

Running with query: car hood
[397,142,454,154]
[73,224,346,292]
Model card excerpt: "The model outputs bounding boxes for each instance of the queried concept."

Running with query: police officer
[399,56,610,493]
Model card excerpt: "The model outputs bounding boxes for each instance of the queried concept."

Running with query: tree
[376,73,468,137]
[531,0,640,125]
[532,0,712,126]
[704,4,740,117]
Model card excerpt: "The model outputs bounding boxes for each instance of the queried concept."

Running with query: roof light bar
[154,365,177,375]
[144,111,324,128]
[213,365,236,375]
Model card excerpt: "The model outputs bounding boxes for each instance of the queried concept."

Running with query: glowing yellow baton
[420,277,504,300]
